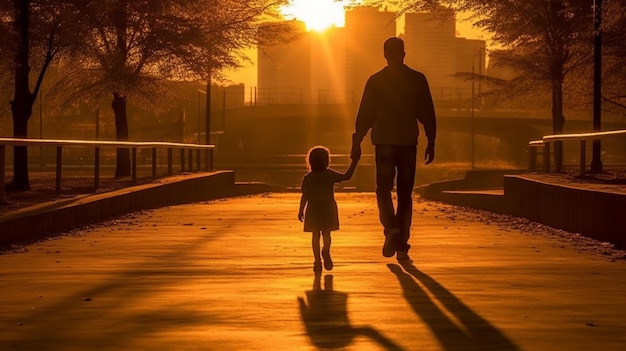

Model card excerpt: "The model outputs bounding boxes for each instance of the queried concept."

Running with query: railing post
[0,145,5,203]
[152,147,157,179]
[188,149,192,171]
[56,146,62,194]
[167,148,173,175]
[529,147,537,172]
[196,149,200,171]
[132,148,137,184]
[580,140,586,176]
[94,147,100,189]
[209,149,214,171]
[180,149,185,172]
[543,142,550,173]
[205,150,209,171]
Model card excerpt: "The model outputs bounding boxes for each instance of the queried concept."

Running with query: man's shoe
[383,228,400,257]
[396,251,413,263]
[322,250,333,270]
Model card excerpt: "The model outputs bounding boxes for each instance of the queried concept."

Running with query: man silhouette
[351,37,436,262]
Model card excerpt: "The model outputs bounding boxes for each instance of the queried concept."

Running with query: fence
[528,129,626,175]
[0,138,215,202]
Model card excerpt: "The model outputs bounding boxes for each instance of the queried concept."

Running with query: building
[455,38,486,103]
[257,20,311,104]
[309,27,347,104]
[403,8,457,101]
[256,6,485,106]
[344,7,397,104]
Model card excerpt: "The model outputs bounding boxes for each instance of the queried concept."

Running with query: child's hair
[306,146,330,172]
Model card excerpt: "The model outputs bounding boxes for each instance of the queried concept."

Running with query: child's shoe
[322,249,333,271]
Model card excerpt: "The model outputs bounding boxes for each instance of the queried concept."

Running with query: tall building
[455,38,486,102]
[310,27,347,104]
[256,6,485,106]
[257,20,311,104]
[403,8,457,101]
[344,7,397,103]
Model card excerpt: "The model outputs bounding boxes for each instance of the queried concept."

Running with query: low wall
[415,169,522,213]
[417,171,626,247]
[504,175,626,247]
[0,171,240,247]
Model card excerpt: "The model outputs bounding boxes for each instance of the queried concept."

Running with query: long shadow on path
[298,272,404,350]
[388,262,519,351]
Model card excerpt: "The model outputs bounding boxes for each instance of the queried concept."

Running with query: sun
[280,0,351,31]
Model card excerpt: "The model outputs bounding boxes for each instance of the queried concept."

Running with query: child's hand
[298,212,304,222]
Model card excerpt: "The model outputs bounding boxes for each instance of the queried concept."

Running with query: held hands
[425,143,435,165]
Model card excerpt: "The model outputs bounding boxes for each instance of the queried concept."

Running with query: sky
[222,1,490,90]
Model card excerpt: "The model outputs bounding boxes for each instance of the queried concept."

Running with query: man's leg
[375,145,400,257]
[375,145,397,233]
[395,146,417,254]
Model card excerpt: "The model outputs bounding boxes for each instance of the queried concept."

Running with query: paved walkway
[1,193,626,351]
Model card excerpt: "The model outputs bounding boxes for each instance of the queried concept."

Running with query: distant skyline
[223,6,491,96]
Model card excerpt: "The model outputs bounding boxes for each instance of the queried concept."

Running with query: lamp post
[591,0,603,173]
[470,47,484,170]
[205,73,212,146]
[471,62,475,170]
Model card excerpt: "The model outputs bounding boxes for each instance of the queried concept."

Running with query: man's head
[383,37,405,65]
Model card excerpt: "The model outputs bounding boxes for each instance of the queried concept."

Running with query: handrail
[528,129,626,175]
[0,137,215,149]
[0,137,215,203]
[542,129,626,142]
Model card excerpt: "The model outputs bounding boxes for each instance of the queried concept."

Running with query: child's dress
[301,169,345,232]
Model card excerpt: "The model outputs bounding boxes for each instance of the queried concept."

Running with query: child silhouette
[298,146,359,271]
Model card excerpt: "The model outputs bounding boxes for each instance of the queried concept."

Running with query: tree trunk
[7,0,33,192]
[112,92,131,177]
[552,77,565,172]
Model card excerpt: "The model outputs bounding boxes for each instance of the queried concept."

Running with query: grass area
[1,174,161,214]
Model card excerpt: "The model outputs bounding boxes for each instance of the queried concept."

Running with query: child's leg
[321,230,333,270]
[321,230,332,252]
[312,231,322,271]
[312,231,321,261]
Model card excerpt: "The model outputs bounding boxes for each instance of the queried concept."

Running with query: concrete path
[1,193,625,351]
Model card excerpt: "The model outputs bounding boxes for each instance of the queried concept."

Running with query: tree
[394,1,616,170]
[600,0,626,115]
[1,0,86,191]
[51,0,288,177]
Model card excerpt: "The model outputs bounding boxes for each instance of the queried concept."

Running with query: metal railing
[528,129,626,175]
[0,138,215,202]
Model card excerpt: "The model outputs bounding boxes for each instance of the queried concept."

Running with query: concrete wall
[504,175,626,247]
[0,171,239,247]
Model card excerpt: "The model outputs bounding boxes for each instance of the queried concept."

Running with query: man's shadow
[388,262,520,351]
[298,272,404,350]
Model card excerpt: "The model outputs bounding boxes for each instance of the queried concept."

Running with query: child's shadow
[298,272,404,350]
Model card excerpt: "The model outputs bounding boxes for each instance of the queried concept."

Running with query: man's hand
[298,212,304,222]
[424,143,435,165]
[350,144,361,161]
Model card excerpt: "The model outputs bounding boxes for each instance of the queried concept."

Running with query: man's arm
[417,74,436,144]
[417,74,436,164]
[352,78,376,160]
